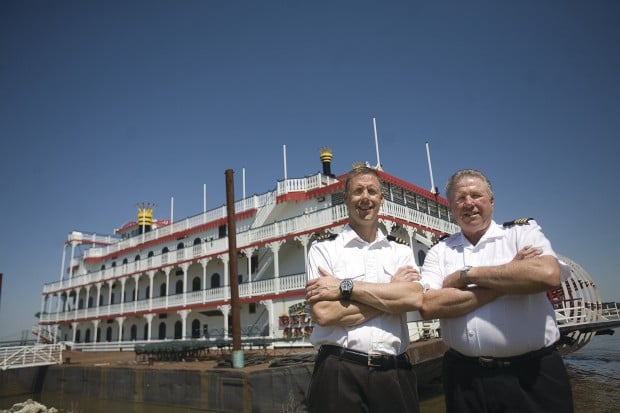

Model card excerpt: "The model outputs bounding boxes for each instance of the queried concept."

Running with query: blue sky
[1,0,618,341]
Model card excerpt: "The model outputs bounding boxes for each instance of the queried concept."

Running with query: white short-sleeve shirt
[420,220,570,357]
[307,225,418,355]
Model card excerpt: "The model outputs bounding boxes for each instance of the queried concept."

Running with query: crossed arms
[418,246,563,320]
[306,265,423,327]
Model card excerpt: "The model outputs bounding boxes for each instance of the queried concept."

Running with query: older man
[419,169,574,413]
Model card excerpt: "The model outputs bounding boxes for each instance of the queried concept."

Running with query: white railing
[0,344,63,370]
[39,273,307,324]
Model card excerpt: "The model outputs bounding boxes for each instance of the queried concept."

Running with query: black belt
[318,345,411,370]
[446,345,556,369]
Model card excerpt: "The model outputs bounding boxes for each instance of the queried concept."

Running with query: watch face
[340,278,353,298]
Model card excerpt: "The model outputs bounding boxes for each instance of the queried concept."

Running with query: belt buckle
[367,352,383,368]
[478,356,511,368]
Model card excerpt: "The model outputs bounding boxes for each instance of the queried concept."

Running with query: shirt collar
[446,220,504,248]
[341,224,387,246]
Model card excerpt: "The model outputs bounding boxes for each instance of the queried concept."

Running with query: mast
[425,141,438,194]
[372,117,382,170]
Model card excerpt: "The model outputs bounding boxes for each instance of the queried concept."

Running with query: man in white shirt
[419,169,574,413]
[304,166,424,413]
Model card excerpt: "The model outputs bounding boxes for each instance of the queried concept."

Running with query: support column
[269,241,284,293]
[71,321,78,343]
[107,280,114,316]
[178,309,190,340]
[133,274,140,313]
[219,304,231,338]
[201,258,210,303]
[117,317,125,343]
[148,271,155,311]
[120,278,127,314]
[93,319,100,343]
[242,247,256,296]
[95,283,102,318]
[181,263,189,307]
[145,314,154,342]
[294,234,311,274]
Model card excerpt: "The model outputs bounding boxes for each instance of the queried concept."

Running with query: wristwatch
[340,278,353,300]
[460,265,473,284]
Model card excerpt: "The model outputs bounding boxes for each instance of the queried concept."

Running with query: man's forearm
[445,255,561,294]
[419,286,503,319]
[311,300,382,327]
[351,281,423,314]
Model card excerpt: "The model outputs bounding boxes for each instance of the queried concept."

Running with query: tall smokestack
[320,147,334,177]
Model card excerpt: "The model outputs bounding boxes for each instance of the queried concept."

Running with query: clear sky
[1,0,618,341]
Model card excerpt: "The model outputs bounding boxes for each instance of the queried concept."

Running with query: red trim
[84,209,257,263]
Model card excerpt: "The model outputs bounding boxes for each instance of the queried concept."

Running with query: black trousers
[442,348,574,413]
[306,350,420,413]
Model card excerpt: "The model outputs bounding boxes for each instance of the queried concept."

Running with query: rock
[0,399,57,413]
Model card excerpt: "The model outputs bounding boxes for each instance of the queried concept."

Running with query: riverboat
[34,145,615,356]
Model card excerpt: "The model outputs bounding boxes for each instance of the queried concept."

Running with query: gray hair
[445,169,494,201]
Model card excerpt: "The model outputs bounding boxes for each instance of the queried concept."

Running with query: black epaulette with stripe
[503,217,534,227]
[314,231,337,242]
[387,235,408,246]
[431,233,450,246]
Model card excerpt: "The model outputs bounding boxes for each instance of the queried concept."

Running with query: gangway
[0,344,63,370]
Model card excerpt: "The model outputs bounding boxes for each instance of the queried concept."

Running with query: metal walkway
[0,344,63,371]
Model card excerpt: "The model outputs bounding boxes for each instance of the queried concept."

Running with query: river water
[2,333,619,412]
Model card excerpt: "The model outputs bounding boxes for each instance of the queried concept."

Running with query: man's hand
[390,265,420,283]
[513,245,542,261]
[306,267,343,303]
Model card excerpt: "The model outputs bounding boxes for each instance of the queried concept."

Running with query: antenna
[283,144,288,180]
[425,141,438,194]
[242,167,246,199]
[372,117,382,170]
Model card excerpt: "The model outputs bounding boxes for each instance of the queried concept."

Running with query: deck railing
[0,344,63,370]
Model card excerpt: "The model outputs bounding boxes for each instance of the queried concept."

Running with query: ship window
[111,262,116,268]
[192,277,201,291]
[76,329,81,343]
[175,280,183,294]
[130,325,137,341]
[191,319,201,339]
[122,258,128,265]
[160,283,166,297]
[249,303,257,314]
[146,286,150,299]
[148,251,154,258]
[162,247,169,254]
[218,225,227,238]
[106,327,112,342]
[193,237,202,246]
[177,242,184,250]
[85,329,91,343]
[158,323,166,340]
[143,324,148,340]
[211,273,221,288]
[135,255,140,261]
[174,321,182,339]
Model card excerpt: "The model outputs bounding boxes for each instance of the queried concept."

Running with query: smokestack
[320,147,334,177]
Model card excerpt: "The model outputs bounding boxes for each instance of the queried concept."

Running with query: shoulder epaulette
[313,231,337,242]
[503,217,534,227]
[431,233,450,247]
[387,235,408,246]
